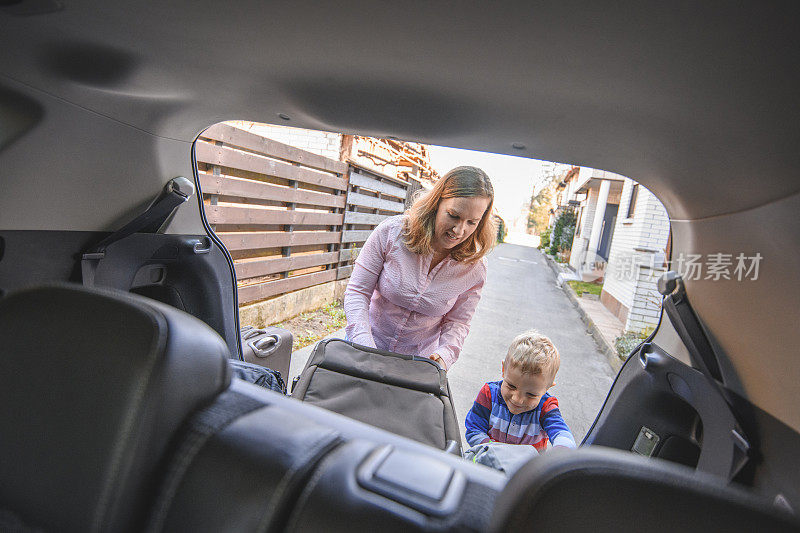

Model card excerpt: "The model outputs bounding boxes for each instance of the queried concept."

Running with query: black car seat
[0,284,231,532]
[4,285,794,532]
[490,446,800,532]
[0,285,506,533]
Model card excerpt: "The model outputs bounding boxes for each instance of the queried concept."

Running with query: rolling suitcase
[239,325,293,383]
[292,338,462,454]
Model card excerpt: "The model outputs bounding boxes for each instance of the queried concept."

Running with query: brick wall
[602,178,670,331]
[627,264,667,332]
[226,121,342,160]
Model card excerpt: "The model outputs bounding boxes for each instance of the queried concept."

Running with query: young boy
[464,331,576,451]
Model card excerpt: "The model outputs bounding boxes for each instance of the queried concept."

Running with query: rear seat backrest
[154,399,342,532]
[152,379,506,533]
[489,446,800,533]
[0,284,231,532]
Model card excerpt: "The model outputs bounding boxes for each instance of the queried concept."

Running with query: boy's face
[500,360,554,415]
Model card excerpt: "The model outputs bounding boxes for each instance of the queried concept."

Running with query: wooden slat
[199,173,346,209]
[234,251,339,279]
[219,231,341,251]
[348,161,409,187]
[342,230,373,243]
[346,192,405,213]
[343,212,390,226]
[206,205,343,226]
[349,170,407,198]
[196,143,348,191]
[202,123,348,174]
[338,248,358,262]
[337,265,354,279]
[238,269,337,303]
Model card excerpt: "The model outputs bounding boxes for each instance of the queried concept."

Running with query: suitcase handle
[249,335,280,357]
[242,327,265,341]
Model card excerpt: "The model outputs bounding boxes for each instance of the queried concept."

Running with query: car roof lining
[1,1,799,221]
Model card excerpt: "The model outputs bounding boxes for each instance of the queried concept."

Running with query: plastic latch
[657,270,683,296]
[631,426,660,457]
[357,446,466,517]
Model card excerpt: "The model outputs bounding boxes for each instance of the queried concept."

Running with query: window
[626,183,639,218]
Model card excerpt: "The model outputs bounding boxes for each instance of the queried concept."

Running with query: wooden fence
[340,162,409,278]
[196,124,410,305]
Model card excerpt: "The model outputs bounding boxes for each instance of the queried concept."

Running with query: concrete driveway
[288,240,616,444]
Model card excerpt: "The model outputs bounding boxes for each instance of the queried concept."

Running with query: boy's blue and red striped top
[464,380,576,450]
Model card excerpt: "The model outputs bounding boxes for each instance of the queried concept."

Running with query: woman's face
[432,196,491,254]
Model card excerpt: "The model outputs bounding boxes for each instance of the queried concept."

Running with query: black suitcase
[292,338,462,454]
[239,325,293,382]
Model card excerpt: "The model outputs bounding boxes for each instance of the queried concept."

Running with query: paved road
[449,243,616,443]
[289,241,616,444]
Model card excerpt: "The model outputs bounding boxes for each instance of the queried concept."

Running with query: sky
[427,145,546,230]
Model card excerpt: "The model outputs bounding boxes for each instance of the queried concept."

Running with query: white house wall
[569,187,599,271]
[602,178,670,331]
[569,181,622,273]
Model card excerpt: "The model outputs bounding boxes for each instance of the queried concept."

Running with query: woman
[344,166,496,369]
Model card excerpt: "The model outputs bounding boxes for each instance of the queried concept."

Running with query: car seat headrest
[490,446,800,533]
[0,284,231,532]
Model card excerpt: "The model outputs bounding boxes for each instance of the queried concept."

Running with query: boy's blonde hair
[504,331,560,383]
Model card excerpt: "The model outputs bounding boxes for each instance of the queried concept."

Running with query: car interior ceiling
[1,1,800,531]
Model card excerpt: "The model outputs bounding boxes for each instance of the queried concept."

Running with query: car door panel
[584,341,739,472]
[0,229,239,356]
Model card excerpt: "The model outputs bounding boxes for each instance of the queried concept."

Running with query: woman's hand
[428,353,446,369]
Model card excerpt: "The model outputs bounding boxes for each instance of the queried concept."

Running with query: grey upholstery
[156,401,342,532]
[490,446,800,533]
[284,439,499,532]
[0,285,231,532]
[156,380,505,533]
[292,339,461,451]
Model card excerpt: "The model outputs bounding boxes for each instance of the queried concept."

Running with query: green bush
[496,217,507,243]
[538,230,550,250]
[548,208,577,255]
[560,223,575,250]
[614,327,655,359]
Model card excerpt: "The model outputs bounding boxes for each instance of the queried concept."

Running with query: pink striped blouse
[344,215,487,369]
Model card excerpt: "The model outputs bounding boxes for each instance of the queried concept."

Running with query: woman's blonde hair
[403,166,496,262]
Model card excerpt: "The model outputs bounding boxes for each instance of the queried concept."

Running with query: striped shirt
[465,381,576,450]
[344,215,486,369]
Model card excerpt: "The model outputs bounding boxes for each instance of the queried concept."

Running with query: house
[567,168,625,278]
[600,178,670,333]
[548,165,581,226]
[563,167,671,334]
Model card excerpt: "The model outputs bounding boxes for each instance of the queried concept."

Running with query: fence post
[282,173,298,279]
[329,169,345,274]
[339,164,353,274]
[210,140,223,232]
